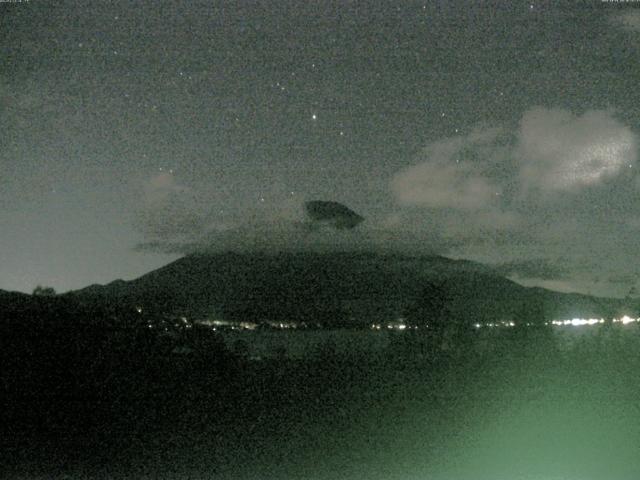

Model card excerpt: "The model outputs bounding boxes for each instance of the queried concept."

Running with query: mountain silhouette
[64,252,630,327]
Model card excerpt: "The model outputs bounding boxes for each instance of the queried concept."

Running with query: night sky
[2,1,640,297]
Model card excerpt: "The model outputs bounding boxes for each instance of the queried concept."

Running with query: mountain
[67,252,633,327]
[0,289,32,312]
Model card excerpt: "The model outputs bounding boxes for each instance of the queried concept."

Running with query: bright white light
[551,317,609,326]
[620,315,636,325]
[609,316,636,324]
[465,315,635,330]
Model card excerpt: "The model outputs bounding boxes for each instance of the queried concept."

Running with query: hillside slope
[67,252,631,326]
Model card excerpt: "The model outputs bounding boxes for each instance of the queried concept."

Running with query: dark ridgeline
[65,251,629,328]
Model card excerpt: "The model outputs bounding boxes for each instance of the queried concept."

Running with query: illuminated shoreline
[370,315,640,331]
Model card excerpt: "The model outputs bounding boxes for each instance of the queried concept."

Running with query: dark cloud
[304,200,365,230]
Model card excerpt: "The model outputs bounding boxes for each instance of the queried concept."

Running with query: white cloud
[138,171,207,241]
[393,108,637,212]
[392,162,497,210]
[516,108,636,192]
[389,107,640,296]
[611,10,640,33]
[390,129,503,210]
[143,171,190,204]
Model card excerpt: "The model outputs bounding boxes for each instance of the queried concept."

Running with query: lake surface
[217,323,640,359]
[7,323,640,480]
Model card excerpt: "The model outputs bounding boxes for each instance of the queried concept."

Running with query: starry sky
[2,1,640,297]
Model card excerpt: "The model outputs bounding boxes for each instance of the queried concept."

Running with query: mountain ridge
[64,252,633,326]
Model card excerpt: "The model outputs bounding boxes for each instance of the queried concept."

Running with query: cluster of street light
[370,316,640,332]
[473,315,639,329]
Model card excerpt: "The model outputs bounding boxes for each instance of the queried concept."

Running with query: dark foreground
[3,320,640,480]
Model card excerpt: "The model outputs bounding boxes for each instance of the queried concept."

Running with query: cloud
[135,212,454,257]
[133,170,456,257]
[143,171,189,204]
[607,273,639,286]
[134,240,201,255]
[137,203,206,241]
[390,128,505,210]
[304,200,364,229]
[611,10,640,33]
[133,107,640,297]
[389,107,640,296]
[136,171,207,241]
[516,108,636,193]
[392,108,636,210]
[493,258,569,281]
